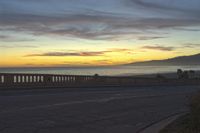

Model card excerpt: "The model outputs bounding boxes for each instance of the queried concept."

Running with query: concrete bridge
[0,73,200,89]
[1,73,200,133]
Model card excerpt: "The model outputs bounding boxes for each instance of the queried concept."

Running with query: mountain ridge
[127,53,200,66]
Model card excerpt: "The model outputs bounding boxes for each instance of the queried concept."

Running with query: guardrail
[0,73,199,89]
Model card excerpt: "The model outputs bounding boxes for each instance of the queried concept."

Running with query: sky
[0,0,200,67]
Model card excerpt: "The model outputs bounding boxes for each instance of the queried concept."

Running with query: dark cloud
[142,45,175,51]
[141,43,200,51]
[0,35,34,42]
[127,0,200,17]
[0,11,200,40]
[25,48,133,57]
[0,35,10,39]
[137,36,165,40]
[182,43,200,48]
[26,51,104,57]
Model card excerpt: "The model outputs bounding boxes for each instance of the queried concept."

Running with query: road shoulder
[138,113,186,133]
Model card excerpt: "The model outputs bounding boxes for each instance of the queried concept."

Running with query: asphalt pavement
[0,85,199,133]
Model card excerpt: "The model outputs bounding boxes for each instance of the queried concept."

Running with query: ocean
[0,65,200,76]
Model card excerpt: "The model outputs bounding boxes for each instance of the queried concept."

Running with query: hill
[128,53,200,66]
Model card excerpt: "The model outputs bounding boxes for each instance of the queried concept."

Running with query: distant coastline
[127,53,200,66]
[0,65,200,77]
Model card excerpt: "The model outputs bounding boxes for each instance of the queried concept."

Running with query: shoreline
[0,66,200,77]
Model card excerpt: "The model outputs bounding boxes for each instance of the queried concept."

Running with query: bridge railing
[0,73,199,89]
[0,73,95,87]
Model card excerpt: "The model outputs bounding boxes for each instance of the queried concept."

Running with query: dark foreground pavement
[0,86,199,133]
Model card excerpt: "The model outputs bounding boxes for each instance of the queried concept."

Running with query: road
[0,86,199,133]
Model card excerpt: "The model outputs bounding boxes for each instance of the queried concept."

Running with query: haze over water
[1,66,200,76]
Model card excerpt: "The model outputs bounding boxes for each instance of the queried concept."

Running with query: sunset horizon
[1,52,200,68]
[1,0,200,67]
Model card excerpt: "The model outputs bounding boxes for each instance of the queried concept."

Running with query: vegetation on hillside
[160,92,200,133]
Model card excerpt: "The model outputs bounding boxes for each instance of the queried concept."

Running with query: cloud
[174,27,200,32]
[0,0,200,41]
[0,35,34,42]
[26,51,104,57]
[181,43,200,48]
[127,0,200,17]
[141,43,200,52]
[137,36,165,40]
[0,44,38,48]
[0,11,200,41]
[0,12,137,40]
[25,48,133,57]
[142,45,175,51]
